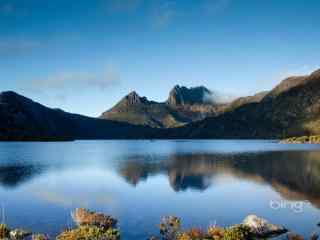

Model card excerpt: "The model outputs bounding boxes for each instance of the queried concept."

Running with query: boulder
[9,229,32,240]
[242,215,287,237]
[71,208,117,229]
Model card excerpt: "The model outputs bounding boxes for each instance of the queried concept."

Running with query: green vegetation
[0,209,314,240]
[221,225,251,240]
[159,216,181,240]
[158,217,252,240]
[56,226,120,240]
[0,222,258,240]
[0,223,10,239]
[32,234,49,240]
[280,135,320,144]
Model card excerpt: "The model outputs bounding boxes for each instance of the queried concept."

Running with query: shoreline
[0,136,75,142]
[280,135,320,144]
[0,208,318,240]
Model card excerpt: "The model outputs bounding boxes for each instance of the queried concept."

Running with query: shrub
[71,208,117,230]
[176,232,192,240]
[32,234,50,240]
[222,225,251,240]
[56,226,120,240]
[0,223,10,239]
[159,216,181,240]
[207,226,225,239]
[186,228,204,239]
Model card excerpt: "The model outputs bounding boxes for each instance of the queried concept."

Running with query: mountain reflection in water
[1,151,320,208]
[0,165,44,187]
[117,151,320,206]
[0,141,320,239]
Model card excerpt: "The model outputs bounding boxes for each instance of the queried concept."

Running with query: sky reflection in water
[0,140,320,239]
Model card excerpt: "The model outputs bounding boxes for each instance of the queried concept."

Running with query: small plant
[176,232,192,240]
[104,228,121,240]
[71,208,117,230]
[32,234,50,240]
[56,225,120,240]
[222,225,251,240]
[186,228,204,239]
[207,226,225,239]
[0,223,10,239]
[159,216,181,240]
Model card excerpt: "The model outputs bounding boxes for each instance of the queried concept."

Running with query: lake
[0,140,320,239]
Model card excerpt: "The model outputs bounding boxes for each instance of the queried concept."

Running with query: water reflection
[0,165,43,187]
[0,141,320,238]
[117,151,320,206]
[1,150,320,208]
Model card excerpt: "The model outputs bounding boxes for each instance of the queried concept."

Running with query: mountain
[0,91,157,140]
[263,76,307,100]
[226,91,268,111]
[100,85,229,128]
[2,68,320,141]
[100,91,187,128]
[167,69,320,139]
[166,85,214,105]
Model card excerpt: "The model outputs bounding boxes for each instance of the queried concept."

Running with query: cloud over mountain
[29,65,121,92]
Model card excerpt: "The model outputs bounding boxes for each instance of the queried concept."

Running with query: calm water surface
[0,140,320,239]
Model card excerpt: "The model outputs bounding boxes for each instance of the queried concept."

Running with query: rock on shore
[242,215,287,238]
[1,209,319,240]
[71,208,117,229]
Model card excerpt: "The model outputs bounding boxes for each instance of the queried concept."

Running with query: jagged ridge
[1,68,320,140]
[100,85,230,128]
[167,68,320,139]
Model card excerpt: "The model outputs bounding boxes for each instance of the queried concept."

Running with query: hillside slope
[168,69,320,139]
[1,68,320,140]
[0,91,156,140]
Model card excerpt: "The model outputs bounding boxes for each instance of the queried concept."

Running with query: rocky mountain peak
[167,85,213,106]
[100,85,223,128]
[120,91,148,106]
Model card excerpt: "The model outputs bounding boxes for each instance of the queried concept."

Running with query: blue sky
[1,0,319,116]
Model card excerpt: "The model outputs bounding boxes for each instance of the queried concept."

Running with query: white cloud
[104,0,231,29]
[149,0,231,29]
[29,65,121,92]
[0,39,41,56]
